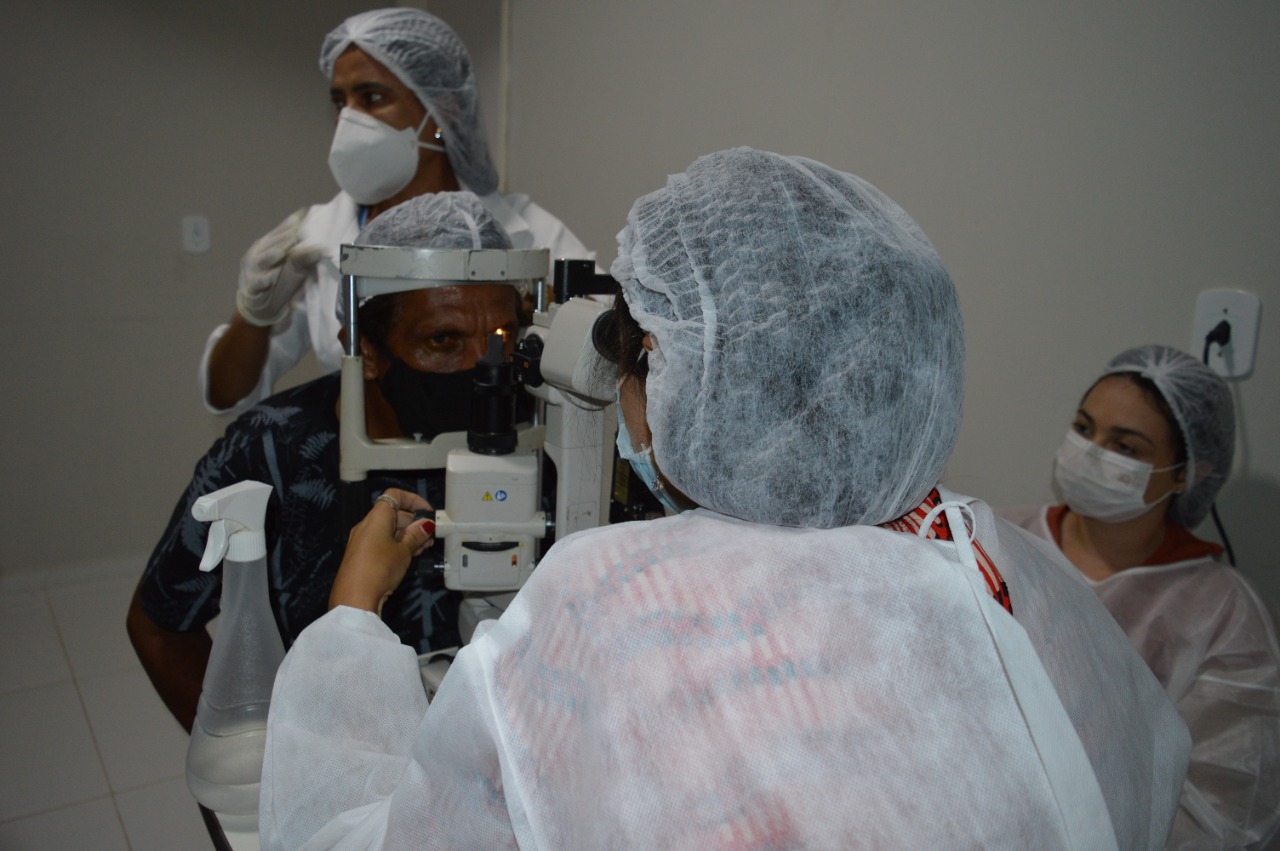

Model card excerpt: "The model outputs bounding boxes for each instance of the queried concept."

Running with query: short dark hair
[357,293,402,349]
[606,292,649,381]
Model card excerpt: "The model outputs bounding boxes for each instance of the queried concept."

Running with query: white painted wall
[503,1,1280,617]
[0,0,379,584]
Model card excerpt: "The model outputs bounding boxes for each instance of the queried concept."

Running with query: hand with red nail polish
[330,487,436,614]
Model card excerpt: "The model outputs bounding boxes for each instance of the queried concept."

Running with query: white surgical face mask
[1053,429,1182,523]
[327,108,444,205]
[615,390,684,515]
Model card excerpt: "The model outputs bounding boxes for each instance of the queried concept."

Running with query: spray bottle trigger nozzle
[199,519,240,571]
[192,481,271,571]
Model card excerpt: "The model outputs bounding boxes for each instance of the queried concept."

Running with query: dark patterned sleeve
[137,413,275,633]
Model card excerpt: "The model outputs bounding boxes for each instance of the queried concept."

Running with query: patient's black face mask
[378,354,475,440]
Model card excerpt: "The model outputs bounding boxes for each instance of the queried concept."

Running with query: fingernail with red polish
[419,519,436,537]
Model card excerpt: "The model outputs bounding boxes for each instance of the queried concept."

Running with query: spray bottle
[185,480,284,815]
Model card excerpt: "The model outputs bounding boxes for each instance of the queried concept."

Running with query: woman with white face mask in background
[999,345,1280,850]
[201,8,593,416]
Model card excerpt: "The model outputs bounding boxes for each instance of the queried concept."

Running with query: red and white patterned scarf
[881,488,1012,615]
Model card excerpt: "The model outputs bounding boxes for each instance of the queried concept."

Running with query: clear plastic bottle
[185,481,284,815]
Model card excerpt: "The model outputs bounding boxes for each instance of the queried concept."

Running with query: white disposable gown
[1000,504,1280,850]
[200,190,594,416]
[261,491,1188,850]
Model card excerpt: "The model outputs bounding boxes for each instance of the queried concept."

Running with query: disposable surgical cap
[320,8,498,195]
[1101,345,1235,528]
[611,147,965,528]
[336,191,512,326]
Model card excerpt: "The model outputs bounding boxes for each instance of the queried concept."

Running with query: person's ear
[1187,459,1214,491]
[359,335,385,382]
[1174,460,1212,493]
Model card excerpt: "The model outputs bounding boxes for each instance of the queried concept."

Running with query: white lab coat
[260,491,1188,850]
[1000,504,1280,850]
[200,191,594,416]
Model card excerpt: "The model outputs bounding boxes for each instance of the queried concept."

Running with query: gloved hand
[234,209,325,327]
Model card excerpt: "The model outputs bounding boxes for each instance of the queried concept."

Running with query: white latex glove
[235,209,325,327]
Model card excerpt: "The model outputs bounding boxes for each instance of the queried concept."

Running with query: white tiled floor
[0,569,211,850]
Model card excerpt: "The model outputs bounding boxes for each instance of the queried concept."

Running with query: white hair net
[611,147,964,528]
[335,191,512,326]
[1100,344,1235,528]
[320,8,498,195]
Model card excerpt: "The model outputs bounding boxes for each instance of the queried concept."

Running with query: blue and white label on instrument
[495,490,508,502]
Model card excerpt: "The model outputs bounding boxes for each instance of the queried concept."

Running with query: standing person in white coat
[260,148,1189,850]
[202,7,592,415]
[999,345,1280,850]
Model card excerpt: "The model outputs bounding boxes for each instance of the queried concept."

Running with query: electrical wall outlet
[182,214,211,254]
[1190,288,1261,379]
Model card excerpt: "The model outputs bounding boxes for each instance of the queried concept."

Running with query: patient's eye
[424,332,463,352]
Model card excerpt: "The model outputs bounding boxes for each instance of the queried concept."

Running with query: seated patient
[999,345,1280,850]
[261,148,1189,850]
[127,192,519,732]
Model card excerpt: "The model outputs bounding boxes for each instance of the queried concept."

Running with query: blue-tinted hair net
[611,147,965,528]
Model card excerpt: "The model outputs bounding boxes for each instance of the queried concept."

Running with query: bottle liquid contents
[185,481,284,815]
